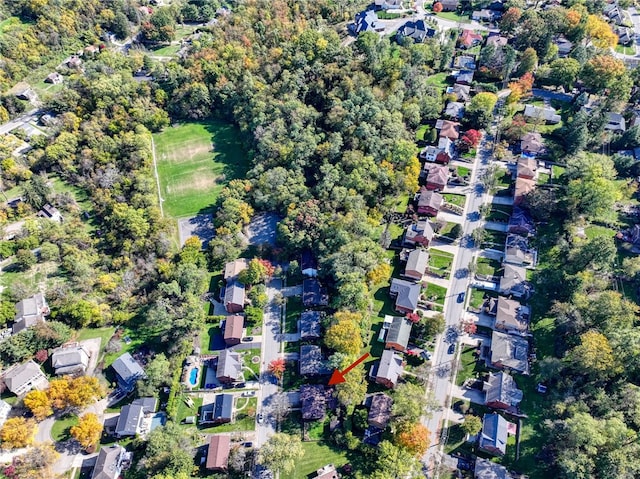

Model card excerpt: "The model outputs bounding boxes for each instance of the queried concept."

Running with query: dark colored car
[448,343,456,355]
[457,291,465,303]
[242,336,254,342]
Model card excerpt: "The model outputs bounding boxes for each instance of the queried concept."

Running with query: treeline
[523,151,640,478]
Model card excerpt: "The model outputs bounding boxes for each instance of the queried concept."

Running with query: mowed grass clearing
[153,120,248,218]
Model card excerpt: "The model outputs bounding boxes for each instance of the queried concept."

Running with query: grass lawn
[439,222,461,240]
[175,395,203,425]
[615,44,633,55]
[496,169,512,189]
[51,415,79,442]
[415,125,430,141]
[469,288,486,309]
[482,230,507,248]
[425,72,450,89]
[150,44,180,56]
[75,327,114,359]
[537,172,550,185]
[281,441,348,479]
[429,249,454,277]
[378,10,402,19]
[200,397,257,433]
[475,257,501,277]
[153,120,249,218]
[200,325,222,354]
[485,204,512,223]
[584,224,616,240]
[285,296,302,334]
[395,193,411,213]
[456,166,471,178]
[456,346,486,386]
[443,193,466,208]
[435,11,470,22]
[423,282,447,305]
[50,175,92,211]
[241,348,262,380]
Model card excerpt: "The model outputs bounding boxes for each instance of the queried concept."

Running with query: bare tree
[269,392,291,424]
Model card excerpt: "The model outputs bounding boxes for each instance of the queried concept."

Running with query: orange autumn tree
[268,358,286,380]
[507,72,534,104]
[396,423,431,456]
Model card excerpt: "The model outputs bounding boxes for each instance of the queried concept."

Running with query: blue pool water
[150,413,166,431]
[189,367,199,386]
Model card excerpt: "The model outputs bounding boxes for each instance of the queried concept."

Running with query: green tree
[375,440,423,478]
[391,382,429,427]
[581,55,626,93]
[548,58,581,90]
[461,415,482,435]
[516,47,538,76]
[465,92,498,129]
[137,353,171,397]
[14,249,36,271]
[566,153,621,218]
[257,433,304,475]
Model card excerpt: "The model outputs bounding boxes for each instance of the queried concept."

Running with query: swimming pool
[189,367,199,386]
[150,413,166,431]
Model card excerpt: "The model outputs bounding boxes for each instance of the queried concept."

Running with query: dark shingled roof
[301,384,326,421]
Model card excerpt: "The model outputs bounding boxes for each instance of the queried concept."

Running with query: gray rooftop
[479,413,509,455]
[112,353,146,386]
[389,278,420,311]
[217,349,242,381]
[300,310,322,339]
[132,397,158,414]
[490,331,530,374]
[474,457,514,479]
[300,345,329,376]
[484,372,523,408]
[368,393,393,428]
[385,317,412,350]
[224,281,245,308]
[376,350,403,386]
[115,404,144,436]
[405,249,429,278]
[3,360,47,394]
[91,445,125,479]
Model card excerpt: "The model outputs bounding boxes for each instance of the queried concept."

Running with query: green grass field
[443,193,466,207]
[153,120,248,218]
[281,442,348,479]
[51,415,79,442]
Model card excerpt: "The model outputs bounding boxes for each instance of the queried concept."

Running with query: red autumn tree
[34,349,48,363]
[406,312,420,323]
[268,358,286,379]
[463,322,477,334]
[396,423,431,456]
[433,2,443,12]
[459,129,481,152]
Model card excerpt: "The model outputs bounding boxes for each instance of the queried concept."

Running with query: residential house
[513,177,535,206]
[13,292,49,334]
[617,26,633,45]
[200,394,234,424]
[456,70,474,85]
[44,72,63,84]
[385,316,413,352]
[15,88,37,102]
[216,349,242,383]
[485,34,508,47]
[450,83,471,102]
[0,400,11,428]
[51,343,90,375]
[472,9,500,22]
[303,278,329,307]
[504,234,536,267]
[2,360,48,396]
[605,112,626,132]
[436,119,460,140]
[404,220,435,247]
[350,10,381,34]
[112,352,146,392]
[37,204,63,222]
[375,0,404,9]
[490,331,530,374]
[523,105,561,124]
[301,250,318,277]
[508,208,535,237]
[603,2,623,25]
[224,281,245,313]
[313,464,340,479]
[479,413,509,456]
[224,259,249,281]
[459,29,483,49]
[454,55,477,70]
[114,404,144,437]
[516,157,537,180]
[420,145,441,163]
[484,372,523,410]
[206,435,231,472]
[84,45,99,56]
[553,36,573,57]
[475,457,515,479]
[439,0,460,11]
[520,132,546,156]
[371,350,404,388]
[91,445,129,479]
[66,56,82,69]
[300,310,322,340]
[499,263,531,298]
[396,20,436,43]
[389,278,421,314]
[367,393,393,428]
[403,249,429,282]
[491,297,530,334]
[445,101,465,120]
[300,345,329,376]
[617,224,640,253]
[438,136,454,157]
[223,315,244,346]
[301,384,327,421]
[425,165,449,191]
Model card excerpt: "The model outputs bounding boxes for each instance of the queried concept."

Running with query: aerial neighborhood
[0,0,639,478]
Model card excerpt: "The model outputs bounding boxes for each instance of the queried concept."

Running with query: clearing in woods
[153,120,249,218]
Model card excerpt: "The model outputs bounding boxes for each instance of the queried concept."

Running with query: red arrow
[328,352,371,385]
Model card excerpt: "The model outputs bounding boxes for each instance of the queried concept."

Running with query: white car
[257,413,264,424]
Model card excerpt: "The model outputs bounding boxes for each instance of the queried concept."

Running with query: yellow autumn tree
[48,376,105,412]
[586,15,618,49]
[571,330,619,376]
[0,417,36,449]
[23,390,53,421]
[366,262,392,285]
[70,413,103,450]
[402,156,421,194]
[325,312,362,355]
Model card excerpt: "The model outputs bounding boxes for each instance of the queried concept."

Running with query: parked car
[242,391,256,397]
[244,442,253,448]
[242,336,254,342]
[421,351,432,361]
[457,292,465,303]
[257,413,264,424]
[448,343,456,355]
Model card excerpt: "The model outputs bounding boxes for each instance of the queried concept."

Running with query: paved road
[255,278,283,447]
[0,109,40,136]
[422,99,505,476]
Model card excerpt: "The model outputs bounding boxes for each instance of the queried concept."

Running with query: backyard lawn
[175,395,203,426]
[537,173,550,185]
[475,257,502,277]
[425,72,450,89]
[485,204,512,223]
[153,120,249,217]
[200,397,257,433]
[285,296,302,334]
[423,283,447,305]
[456,346,486,386]
[281,442,348,479]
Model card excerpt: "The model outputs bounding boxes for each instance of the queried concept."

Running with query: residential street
[255,278,283,447]
[422,99,505,476]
